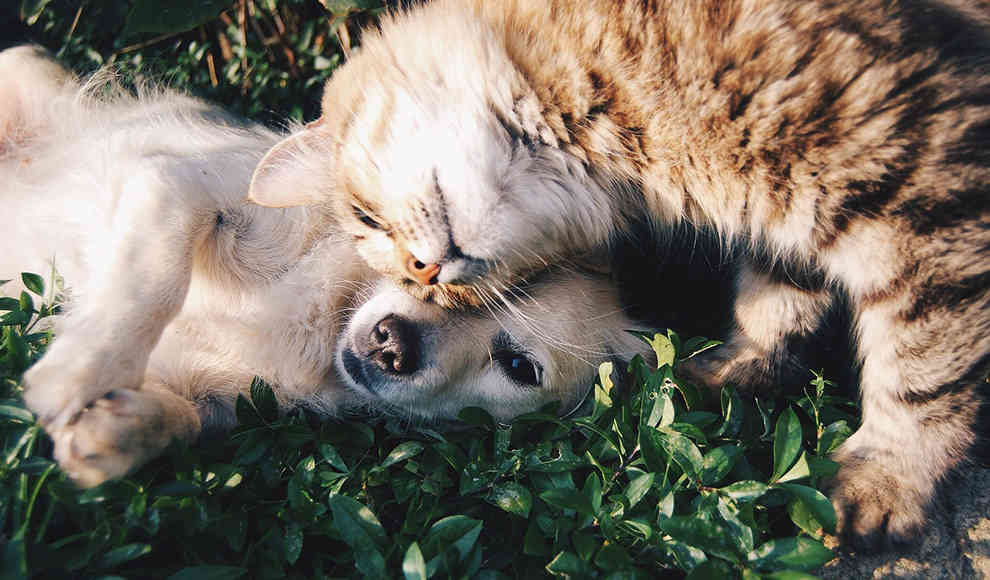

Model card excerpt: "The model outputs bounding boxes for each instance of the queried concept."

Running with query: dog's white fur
[1,46,651,487]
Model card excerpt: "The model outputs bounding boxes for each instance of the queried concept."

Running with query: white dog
[0,46,651,487]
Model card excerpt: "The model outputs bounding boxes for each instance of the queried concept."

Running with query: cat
[1,45,651,487]
[246,0,990,548]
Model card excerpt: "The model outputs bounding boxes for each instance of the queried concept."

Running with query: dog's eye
[495,350,543,387]
[352,205,384,230]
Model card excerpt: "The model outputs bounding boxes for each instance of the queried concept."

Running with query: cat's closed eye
[352,204,386,230]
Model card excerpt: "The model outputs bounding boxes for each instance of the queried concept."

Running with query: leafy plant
[2,304,857,578]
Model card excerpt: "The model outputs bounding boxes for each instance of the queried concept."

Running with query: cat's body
[249,0,990,547]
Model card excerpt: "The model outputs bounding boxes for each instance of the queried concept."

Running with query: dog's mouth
[338,347,386,399]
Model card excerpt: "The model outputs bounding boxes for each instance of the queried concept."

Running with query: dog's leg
[51,382,201,487]
[23,162,218,431]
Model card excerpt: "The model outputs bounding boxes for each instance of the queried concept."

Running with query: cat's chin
[397,278,486,309]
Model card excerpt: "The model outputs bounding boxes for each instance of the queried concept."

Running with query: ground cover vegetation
[2,2,858,577]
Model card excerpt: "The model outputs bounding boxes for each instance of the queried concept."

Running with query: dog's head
[336,270,654,422]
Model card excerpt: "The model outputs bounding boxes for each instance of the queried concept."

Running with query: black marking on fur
[894,186,990,235]
[712,61,736,89]
[901,352,990,406]
[944,119,990,168]
[885,63,940,103]
[904,270,990,323]
[841,149,920,217]
[833,12,897,56]
[898,1,990,62]
[787,48,816,80]
[728,92,753,121]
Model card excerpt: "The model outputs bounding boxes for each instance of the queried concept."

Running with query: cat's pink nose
[405,255,441,285]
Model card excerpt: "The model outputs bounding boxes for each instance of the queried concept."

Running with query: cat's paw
[827,456,929,550]
[48,389,176,487]
[678,341,777,393]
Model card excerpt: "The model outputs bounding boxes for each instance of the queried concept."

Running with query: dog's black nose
[366,315,419,374]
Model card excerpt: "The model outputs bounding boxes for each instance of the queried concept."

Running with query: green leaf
[380,441,424,468]
[166,567,247,580]
[775,483,836,534]
[540,488,596,516]
[818,420,853,455]
[0,404,34,423]
[747,537,834,572]
[4,327,28,371]
[594,542,633,571]
[639,423,669,475]
[776,451,810,483]
[685,559,735,580]
[283,522,303,565]
[714,387,744,438]
[18,292,33,314]
[659,392,676,428]
[249,377,279,422]
[458,406,496,429]
[328,495,387,578]
[319,443,348,472]
[584,472,603,514]
[716,495,755,554]
[771,408,802,483]
[490,482,532,517]
[20,0,53,25]
[402,542,427,580]
[2,536,27,580]
[719,481,769,503]
[422,515,483,574]
[644,333,676,368]
[699,445,742,486]
[545,551,592,577]
[122,0,234,39]
[20,273,44,296]
[597,361,615,396]
[681,337,722,359]
[624,472,655,509]
[97,543,151,568]
[0,297,19,311]
[786,496,822,538]
[660,515,744,563]
[658,428,705,484]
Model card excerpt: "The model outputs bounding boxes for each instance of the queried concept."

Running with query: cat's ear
[248,123,335,207]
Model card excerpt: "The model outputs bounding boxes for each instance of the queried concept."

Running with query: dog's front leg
[24,162,218,433]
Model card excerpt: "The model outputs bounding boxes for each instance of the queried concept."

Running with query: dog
[0,46,652,487]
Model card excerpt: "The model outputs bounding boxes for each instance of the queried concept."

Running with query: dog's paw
[22,339,145,430]
[49,389,176,487]
[827,456,929,551]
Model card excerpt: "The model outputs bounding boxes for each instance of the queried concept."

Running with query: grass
[3,1,861,578]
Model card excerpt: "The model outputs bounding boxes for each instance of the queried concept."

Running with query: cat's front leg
[678,260,832,393]
[23,163,217,431]
[49,383,201,487]
[829,295,986,548]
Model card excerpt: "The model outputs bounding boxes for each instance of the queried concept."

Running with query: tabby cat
[247,0,990,547]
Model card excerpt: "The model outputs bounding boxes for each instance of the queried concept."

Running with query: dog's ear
[248,121,335,207]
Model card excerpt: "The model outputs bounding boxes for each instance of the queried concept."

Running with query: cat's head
[247,4,613,308]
